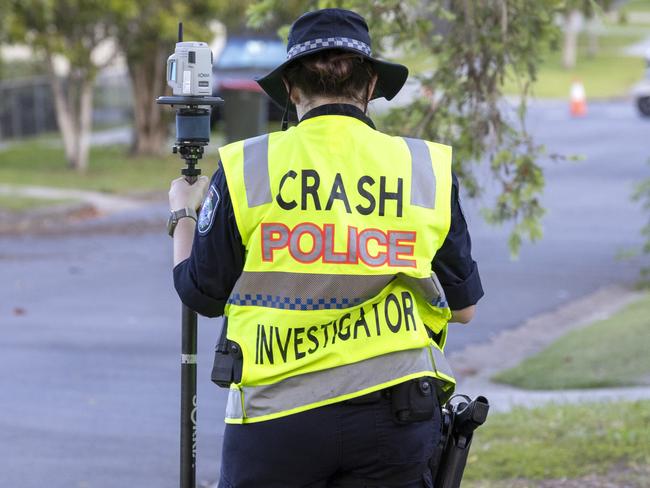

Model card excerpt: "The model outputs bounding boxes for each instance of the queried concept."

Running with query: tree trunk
[46,55,96,172]
[128,47,170,156]
[47,54,77,168]
[74,75,94,172]
[586,17,599,58]
[562,9,582,69]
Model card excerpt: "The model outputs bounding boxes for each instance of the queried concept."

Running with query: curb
[0,184,168,236]
[448,284,649,412]
[0,183,143,213]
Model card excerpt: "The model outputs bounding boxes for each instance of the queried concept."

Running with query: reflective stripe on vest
[227,271,392,310]
[243,134,272,207]
[241,135,438,212]
[404,137,436,209]
[400,273,449,309]
[227,271,448,311]
[225,345,455,424]
[219,116,454,422]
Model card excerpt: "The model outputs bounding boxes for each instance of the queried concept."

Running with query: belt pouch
[391,378,436,424]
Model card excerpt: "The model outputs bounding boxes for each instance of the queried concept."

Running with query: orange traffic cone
[570,79,587,117]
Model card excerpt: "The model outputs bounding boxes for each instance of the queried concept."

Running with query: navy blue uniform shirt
[174,104,483,317]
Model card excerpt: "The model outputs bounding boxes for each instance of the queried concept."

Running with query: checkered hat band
[287,37,371,60]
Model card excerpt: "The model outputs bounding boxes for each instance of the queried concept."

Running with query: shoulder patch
[198,185,220,235]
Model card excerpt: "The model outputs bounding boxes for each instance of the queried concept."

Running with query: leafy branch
[249,0,563,254]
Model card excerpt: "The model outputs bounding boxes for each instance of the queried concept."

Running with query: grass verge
[0,139,222,194]
[505,31,646,99]
[493,293,650,390]
[462,400,650,484]
[624,0,650,14]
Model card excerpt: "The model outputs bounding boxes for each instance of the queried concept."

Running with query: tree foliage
[5,0,116,171]
[105,0,251,155]
[564,0,611,17]
[107,0,191,156]
[0,0,9,42]
[0,0,8,78]
[248,0,562,253]
[561,0,612,68]
[3,0,251,159]
[634,171,650,286]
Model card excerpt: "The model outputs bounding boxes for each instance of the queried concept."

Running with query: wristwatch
[167,207,198,237]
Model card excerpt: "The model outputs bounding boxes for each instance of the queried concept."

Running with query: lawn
[462,400,650,485]
[506,30,646,99]
[624,0,650,14]
[493,293,650,390]
[0,138,223,194]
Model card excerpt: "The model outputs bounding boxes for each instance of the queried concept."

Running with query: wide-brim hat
[256,8,409,109]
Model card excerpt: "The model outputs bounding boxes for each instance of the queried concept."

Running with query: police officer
[169,8,483,488]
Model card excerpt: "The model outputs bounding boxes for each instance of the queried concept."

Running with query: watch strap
[168,207,198,237]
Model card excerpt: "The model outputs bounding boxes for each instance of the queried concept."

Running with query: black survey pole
[156,21,222,488]
[180,303,197,488]
[177,21,197,488]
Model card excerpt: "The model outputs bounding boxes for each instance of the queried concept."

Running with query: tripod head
[156,96,222,183]
[156,22,223,183]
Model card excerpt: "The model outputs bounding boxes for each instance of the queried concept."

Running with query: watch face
[167,213,176,236]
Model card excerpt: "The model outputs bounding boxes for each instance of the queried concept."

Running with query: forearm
[173,218,197,266]
[169,174,209,266]
[449,305,476,324]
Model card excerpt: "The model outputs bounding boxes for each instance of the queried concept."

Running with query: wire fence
[0,76,56,140]
[0,73,132,142]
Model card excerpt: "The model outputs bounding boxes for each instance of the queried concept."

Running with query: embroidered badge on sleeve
[198,185,220,235]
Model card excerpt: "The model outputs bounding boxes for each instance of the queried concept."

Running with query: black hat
[256,8,409,108]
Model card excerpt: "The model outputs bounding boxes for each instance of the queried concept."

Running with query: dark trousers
[218,394,441,488]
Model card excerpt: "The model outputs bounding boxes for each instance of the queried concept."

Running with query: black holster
[430,395,490,488]
[211,318,243,388]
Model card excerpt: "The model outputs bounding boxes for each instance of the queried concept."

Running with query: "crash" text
[275,170,404,218]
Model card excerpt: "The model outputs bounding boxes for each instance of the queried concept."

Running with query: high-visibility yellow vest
[220,114,455,424]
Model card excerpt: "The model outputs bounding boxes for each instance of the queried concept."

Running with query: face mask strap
[363,65,376,115]
[281,81,292,131]
[281,100,290,131]
[363,83,373,114]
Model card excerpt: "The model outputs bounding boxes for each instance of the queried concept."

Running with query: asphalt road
[1,101,647,487]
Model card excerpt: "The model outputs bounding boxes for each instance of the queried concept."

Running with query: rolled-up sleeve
[173,165,245,317]
[432,173,484,310]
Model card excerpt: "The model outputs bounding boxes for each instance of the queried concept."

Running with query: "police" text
[261,223,416,267]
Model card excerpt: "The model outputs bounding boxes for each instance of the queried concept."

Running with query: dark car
[211,36,286,123]
[632,51,650,117]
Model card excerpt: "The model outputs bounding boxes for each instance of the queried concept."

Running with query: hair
[283,49,377,106]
